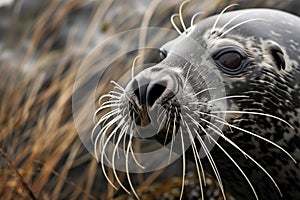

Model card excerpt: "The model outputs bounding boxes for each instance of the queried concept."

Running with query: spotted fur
[95,8,300,200]
[160,9,300,200]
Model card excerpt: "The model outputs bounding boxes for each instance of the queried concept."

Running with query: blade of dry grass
[0,148,37,200]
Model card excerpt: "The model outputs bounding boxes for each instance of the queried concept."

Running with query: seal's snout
[128,79,167,126]
[125,67,181,126]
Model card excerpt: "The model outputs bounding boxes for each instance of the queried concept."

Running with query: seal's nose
[129,79,168,127]
[133,78,168,108]
[126,68,180,126]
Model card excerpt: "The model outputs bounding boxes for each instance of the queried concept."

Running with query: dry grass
[0,0,298,199]
[0,0,188,199]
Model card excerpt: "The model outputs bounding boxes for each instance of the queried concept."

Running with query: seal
[94,6,300,200]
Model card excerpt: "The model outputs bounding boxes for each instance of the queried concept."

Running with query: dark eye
[213,47,247,75]
[159,50,167,61]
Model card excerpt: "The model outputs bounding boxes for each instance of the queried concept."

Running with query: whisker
[211,4,239,34]
[185,121,205,199]
[196,111,234,133]
[179,127,186,200]
[110,80,126,92]
[179,0,190,32]
[195,128,226,199]
[111,123,131,192]
[211,110,294,129]
[183,63,193,89]
[95,115,122,162]
[188,117,226,199]
[95,104,121,115]
[158,109,169,132]
[99,93,121,103]
[108,90,123,96]
[168,114,177,164]
[194,87,217,96]
[98,118,126,192]
[215,119,296,163]
[94,109,119,128]
[101,119,132,194]
[185,110,229,197]
[171,14,183,35]
[207,124,283,197]
[157,106,167,122]
[208,95,249,104]
[131,55,141,80]
[92,110,120,143]
[205,131,259,200]
[218,11,249,33]
[220,18,266,37]
[130,144,145,169]
[163,114,172,146]
[126,134,140,199]
[191,11,204,27]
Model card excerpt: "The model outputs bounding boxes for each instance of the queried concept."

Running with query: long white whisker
[110,81,126,92]
[179,0,190,32]
[179,127,186,200]
[196,111,234,133]
[188,115,226,199]
[94,109,119,127]
[211,110,294,129]
[95,104,121,114]
[195,87,217,96]
[185,121,205,199]
[215,119,296,163]
[163,114,172,146]
[221,18,266,37]
[208,95,249,104]
[101,118,132,194]
[100,99,121,107]
[185,111,227,198]
[109,90,123,96]
[95,115,122,163]
[191,11,204,27]
[206,132,259,200]
[131,55,141,80]
[207,124,283,197]
[171,14,183,35]
[92,110,120,143]
[158,110,169,133]
[211,4,238,33]
[194,128,226,199]
[98,118,125,192]
[157,107,167,122]
[168,113,177,164]
[183,63,192,89]
[126,133,140,199]
[111,123,130,193]
[99,93,121,103]
[130,144,145,169]
[219,12,249,33]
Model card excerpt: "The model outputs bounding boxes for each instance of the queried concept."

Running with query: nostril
[147,80,167,107]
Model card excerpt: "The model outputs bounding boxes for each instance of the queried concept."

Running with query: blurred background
[1,0,300,199]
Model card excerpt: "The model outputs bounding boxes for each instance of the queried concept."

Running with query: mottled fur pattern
[96,8,300,200]
[162,9,300,200]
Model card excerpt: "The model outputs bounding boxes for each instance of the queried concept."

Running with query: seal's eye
[159,50,167,61]
[213,47,247,75]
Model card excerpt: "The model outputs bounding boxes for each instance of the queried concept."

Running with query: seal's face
[95,8,300,200]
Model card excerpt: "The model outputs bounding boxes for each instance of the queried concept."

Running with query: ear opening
[268,42,286,70]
